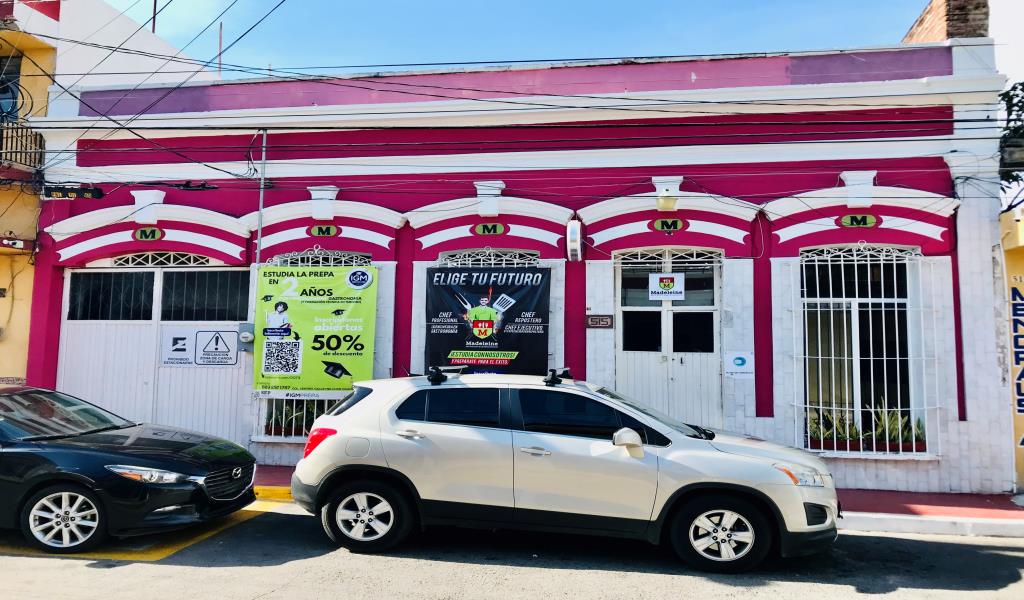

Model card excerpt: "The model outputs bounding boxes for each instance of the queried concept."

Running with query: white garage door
[56,255,253,445]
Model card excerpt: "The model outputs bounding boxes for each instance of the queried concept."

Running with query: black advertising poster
[425,267,551,374]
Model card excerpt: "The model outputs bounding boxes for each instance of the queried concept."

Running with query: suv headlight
[105,465,188,484]
[774,463,825,487]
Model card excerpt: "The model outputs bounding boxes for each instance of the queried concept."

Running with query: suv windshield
[0,390,134,441]
[594,387,710,440]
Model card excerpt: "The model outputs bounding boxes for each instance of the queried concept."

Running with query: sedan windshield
[0,390,133,441]
[594,387,709,440]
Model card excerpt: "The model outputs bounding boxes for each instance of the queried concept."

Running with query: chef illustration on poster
[425,267,550,374]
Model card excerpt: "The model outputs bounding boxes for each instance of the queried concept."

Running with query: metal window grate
[67,272,154,320]
[796,245,938,455]
[614,248,722,269]
[438,248,540,267]
[270,247,372,267]
[113,252,211,267]
[161,270,250,322]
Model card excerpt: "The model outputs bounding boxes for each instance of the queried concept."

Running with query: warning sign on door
[161,328,239,367]
[196,331,238,365]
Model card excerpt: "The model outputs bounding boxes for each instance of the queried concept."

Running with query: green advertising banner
[254,266,377,399]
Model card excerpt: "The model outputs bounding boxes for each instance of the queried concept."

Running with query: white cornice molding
[32,74,1005,138]
[43,136,1001,184]
[579,190,759,224]
[46,204,250,241]
[943,151,1002,178]
[404,196,573,229]
[240,200,406,229]
[763,186,959,220]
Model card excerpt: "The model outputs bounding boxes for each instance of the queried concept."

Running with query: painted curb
[254,485,293,502]
[840,511,1024,537]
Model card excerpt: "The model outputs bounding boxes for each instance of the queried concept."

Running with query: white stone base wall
[720,241,1015,493]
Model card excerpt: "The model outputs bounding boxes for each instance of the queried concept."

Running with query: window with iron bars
[259,248,373,439]
[799,246,934,455]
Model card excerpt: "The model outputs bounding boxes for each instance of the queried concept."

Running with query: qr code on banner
[262,340,302,374]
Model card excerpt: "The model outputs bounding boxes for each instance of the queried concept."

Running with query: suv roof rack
[543,367,572,386]
[426,365,468,385]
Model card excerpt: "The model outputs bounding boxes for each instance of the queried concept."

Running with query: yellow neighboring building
[0,13,50,386]
[1001,211,1024,491]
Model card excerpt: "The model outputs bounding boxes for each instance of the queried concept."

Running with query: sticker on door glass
[649,273,685,301]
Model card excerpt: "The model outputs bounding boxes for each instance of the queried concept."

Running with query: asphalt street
[2,501,1022,600]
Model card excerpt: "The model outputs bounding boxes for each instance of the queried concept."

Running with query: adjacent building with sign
[21,32,1018,489]
[0,0,218,388]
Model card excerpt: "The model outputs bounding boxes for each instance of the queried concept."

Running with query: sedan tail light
[303,428,337,458]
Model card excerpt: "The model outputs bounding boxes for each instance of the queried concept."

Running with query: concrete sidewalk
[839,489,1024,537]
[255,465,1024,537]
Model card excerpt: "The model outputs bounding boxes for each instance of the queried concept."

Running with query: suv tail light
[303,428,337,458]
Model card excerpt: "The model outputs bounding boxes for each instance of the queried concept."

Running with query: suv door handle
[519,446,551,456]
[395,429,425,440]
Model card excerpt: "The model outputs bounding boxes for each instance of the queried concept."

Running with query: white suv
[291,371,839,572]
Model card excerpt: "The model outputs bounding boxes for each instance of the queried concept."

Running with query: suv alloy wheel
[669,494,773,573]
[320,480,414,552]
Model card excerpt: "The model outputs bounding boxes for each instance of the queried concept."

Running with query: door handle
[519,446,551,456]
[395,429,425,440]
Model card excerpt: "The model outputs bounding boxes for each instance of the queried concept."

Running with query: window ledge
[813,451,939,461]
[250,435,306,444]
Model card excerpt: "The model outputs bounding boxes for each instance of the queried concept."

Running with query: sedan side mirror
[612,427,644,458]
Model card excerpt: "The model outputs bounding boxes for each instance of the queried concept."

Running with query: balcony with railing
[0,119,43,175]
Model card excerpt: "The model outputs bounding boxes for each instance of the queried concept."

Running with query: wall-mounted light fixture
[566,219,583,261]
[652,176,684,212]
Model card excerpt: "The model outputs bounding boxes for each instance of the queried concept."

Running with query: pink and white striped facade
[28,39,1015,492]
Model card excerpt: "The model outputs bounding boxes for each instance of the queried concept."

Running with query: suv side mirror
[612,427,644,458]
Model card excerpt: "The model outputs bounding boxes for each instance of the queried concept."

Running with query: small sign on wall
[649,273,685,301]
[724,351,755,379]
[585,314,614,329]
[161,327,239,367]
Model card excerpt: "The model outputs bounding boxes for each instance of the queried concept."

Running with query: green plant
[867,405,927,445]
[1001,81,1024,189]
[807,408,860,441]
[870,406,908,443]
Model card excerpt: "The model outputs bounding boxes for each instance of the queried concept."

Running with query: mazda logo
[231,467,243,480]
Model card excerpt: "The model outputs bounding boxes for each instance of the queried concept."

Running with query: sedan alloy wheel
[28,491,101,550]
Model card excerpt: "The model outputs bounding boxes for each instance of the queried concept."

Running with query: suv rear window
[394,388,500,428]
[329,386,372,415]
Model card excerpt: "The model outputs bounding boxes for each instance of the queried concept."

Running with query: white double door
[613,252,723,428]
[616,311,723,428]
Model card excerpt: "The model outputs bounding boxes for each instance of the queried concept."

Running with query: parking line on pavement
[254,485,293,502]
[0,500,282,562]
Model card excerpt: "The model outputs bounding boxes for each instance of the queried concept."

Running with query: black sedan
[0,386,256,553]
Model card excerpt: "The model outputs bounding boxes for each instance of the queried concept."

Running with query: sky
[105,0,931,77]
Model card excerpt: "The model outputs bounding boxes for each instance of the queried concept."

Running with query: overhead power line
[44,0,244,170]
[21,31,1006,119]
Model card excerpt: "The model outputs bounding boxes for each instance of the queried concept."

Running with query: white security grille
[269,247,372,267]
[614,248,722,269]
[438,248,540,267]
[113,252,210,267]
[259,397,336,439]
[796,246,940,455]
